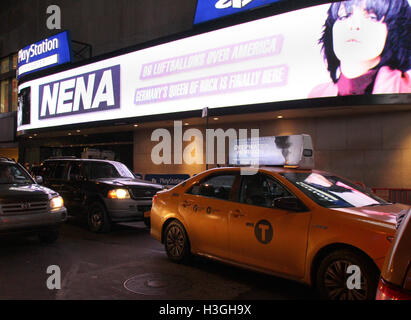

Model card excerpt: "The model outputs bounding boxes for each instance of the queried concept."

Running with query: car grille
[129,187,159,200]
[0,201,48,216]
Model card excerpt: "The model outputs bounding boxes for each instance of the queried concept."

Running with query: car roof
[0,157,16,163]
[0,160,17,165]
[44,158,122,165]
[200,166,330,175]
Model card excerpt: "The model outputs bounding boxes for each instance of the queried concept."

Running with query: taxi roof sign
[229,134,314,169]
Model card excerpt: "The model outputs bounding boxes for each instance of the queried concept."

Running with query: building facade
[0,52,18,160]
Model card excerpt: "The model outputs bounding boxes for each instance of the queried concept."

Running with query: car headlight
[50,196,64,210]
[108,188,130,199]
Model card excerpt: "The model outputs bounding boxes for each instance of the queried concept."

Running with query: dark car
[0,158,67,243]
[38,158,163,233]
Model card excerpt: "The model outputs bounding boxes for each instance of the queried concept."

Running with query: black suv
[38,158,163,233]
[0,158,67,243]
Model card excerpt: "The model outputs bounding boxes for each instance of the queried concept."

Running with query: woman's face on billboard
[332,3,388,70]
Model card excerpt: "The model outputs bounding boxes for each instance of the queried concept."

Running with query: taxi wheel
[164,220,191,263]
[88,202,111,233]
[316,249,379,300]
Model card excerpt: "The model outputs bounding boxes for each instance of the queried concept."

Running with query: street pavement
[0,218,318,300]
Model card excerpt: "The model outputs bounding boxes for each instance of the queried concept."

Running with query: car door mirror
[273,197,306,212]
[35,176,43,184]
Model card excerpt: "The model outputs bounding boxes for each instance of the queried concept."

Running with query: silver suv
[0,158,67,243]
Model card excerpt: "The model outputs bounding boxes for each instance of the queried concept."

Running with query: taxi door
[178,172,240,259]
[229,173,311,278]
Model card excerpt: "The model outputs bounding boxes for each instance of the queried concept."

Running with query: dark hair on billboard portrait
[309,0,411,97]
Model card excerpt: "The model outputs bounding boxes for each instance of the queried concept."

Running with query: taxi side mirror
[273,197,307,212]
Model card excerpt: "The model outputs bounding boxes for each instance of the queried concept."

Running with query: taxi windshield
[281,172,389,208]
[0,163,34,185]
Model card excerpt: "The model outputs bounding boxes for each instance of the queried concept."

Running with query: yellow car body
[151,167,408,299]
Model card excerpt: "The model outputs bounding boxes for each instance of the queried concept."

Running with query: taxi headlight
[108,189,130,199]
[50,196,64,210]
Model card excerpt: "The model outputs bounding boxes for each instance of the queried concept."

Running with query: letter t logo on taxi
[258,224,269,242]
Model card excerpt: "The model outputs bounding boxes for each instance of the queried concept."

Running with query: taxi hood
[332,203,410,227]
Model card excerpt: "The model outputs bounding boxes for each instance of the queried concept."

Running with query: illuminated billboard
[17,0,411,132]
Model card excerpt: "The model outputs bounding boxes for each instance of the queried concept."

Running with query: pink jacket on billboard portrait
[309,66,411,98]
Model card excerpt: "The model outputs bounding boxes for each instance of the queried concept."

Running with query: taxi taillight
[152,194,158,205]
[376,278,411,300]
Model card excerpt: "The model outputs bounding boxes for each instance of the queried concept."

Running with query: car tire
[164,220,191,263]
[316,249,379,300]
[88,202,111,233]
[38,228,60,244]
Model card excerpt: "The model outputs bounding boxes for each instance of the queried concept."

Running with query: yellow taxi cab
[150,135,408,300]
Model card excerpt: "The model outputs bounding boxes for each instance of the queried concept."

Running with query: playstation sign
[17,30,73,80]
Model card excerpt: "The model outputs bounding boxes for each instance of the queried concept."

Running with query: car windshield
[112,162,135,179]
[0,163,34,185]
[281,172,389,208]
[88,161,135,179]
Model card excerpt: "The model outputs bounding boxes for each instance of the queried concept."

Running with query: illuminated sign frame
[17,1,411,133]
[17,30,73,80]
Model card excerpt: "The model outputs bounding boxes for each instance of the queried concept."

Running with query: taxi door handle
[230,209,245,218]
[181,200,193,208]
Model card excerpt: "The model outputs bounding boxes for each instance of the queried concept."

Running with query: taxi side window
[188,174,237,201]
[240,174,292,208]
